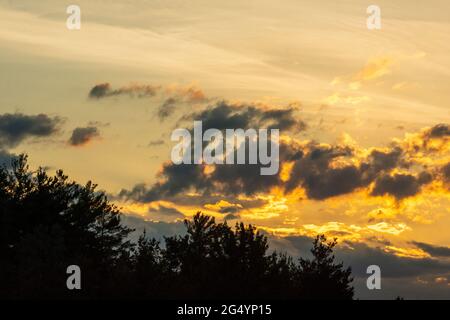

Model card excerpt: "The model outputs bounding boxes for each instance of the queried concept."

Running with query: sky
[0,0,449,299]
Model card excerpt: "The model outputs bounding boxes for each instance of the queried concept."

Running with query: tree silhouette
[162,213,275,298]
[0,155,132,298]
[294,235,354,299]
[0,155,354,300]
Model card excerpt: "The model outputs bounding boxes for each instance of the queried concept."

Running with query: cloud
[88,83,111,99]
[285,140,434,201]
[370,172,432,200]
[285,142,405,200]
[330,56,394,94]
[157,85,209,120]
[119,164,209,202]
[120,214,186,243]
[366,222,411,236]
[157,97,178,120]
[204,200,243,214]
[180,100,306,132]
[0,149,16,167]
[412,241,450,258]
[68,126,100,146]
[224,213,240,221]
[272,235,450,280]
[145,194,268,213]
[337,242,450,279]
[403,124,450,153]
[0,113,62,148]
[119,103,448,203]
[165,84,208,104]
[218,206,240,214]
[267,231,450,298]
[443,163,450,185]
[368,146,404,172]
[88,82,208,107]
[148,204,184,218]
[88,83,160,99]
[285,143,365,199]
[119,101,307,202]
[119,158,286,203]
[353,57,393,82]
[88,82,210,121]
[426,124,450,139]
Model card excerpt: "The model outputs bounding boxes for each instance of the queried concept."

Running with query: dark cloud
[203,201,244,214]
[0,113,62,148]
[156,86,209,120]
[268,235,315,258]
[368,146,404,172]
[0,149,16,167]
[150,161,278,200]
[180,101,306,132]
[88,83,160,99]
[120,137,435,202]
[370,172,432,200]
[273,235,450,280]
[119,163,283,203]
[217,205,241,214]
[260,109,307,132]
[210,164,281,196]
[89,83,111,99]
[412,241,450,258]
[88,83,209,122]
[427,124,450,138]
[285,142,430,201]
[285,143,366,199]
[88,83,211,123]
[119,101,446,203]
[442,163,450,184]
[179,101,255,129]
[365,236,392,247]
[148,205,184,218]
[420,124,450,151]
[224,213,240,221]
[120,101,304,202]
[337,241,450,279]
[118,164,208,203]
[68,126,100,146]
[157,97,178,120]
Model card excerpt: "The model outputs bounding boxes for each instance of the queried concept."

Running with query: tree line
[0,155,353,299]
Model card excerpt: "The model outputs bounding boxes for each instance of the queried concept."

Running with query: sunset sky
[0,0,449,299]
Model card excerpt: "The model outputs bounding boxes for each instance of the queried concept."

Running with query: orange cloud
[354,57,393,82]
